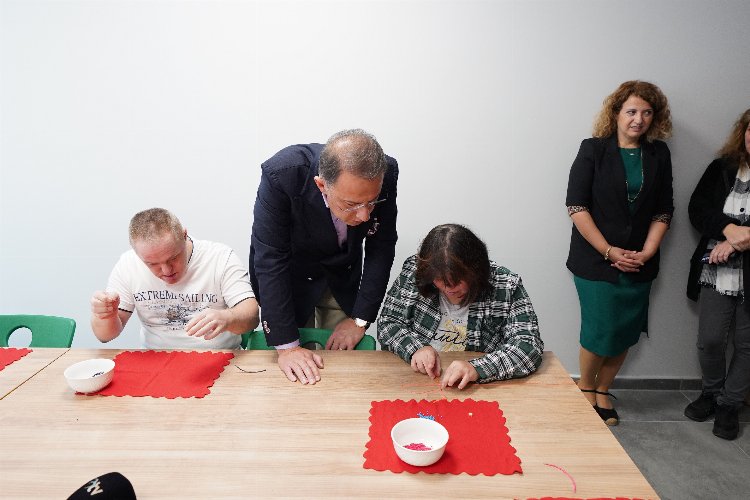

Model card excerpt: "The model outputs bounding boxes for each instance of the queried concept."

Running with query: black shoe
[713,404,740,440]
[685,392,717,422]
[594,404,619,426]
[591,390,619,426]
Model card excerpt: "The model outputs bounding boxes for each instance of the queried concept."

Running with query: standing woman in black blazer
[685,109,750,441]
[566,81,674,426]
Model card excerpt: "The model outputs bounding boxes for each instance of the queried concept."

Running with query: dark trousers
[698,288,750,406]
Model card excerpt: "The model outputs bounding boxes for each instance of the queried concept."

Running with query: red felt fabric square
[0,347,32,371]
[363,398,521,475]
[95,350,233,398]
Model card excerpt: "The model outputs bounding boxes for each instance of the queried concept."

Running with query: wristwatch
[353,318,370,329]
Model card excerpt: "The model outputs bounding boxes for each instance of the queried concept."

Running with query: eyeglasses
[339,198,387,213]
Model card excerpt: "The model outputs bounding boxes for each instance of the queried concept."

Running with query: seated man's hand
[185,308,230,340]
[411,346,441,379]
[90,291,120,320]
[441,360,479,390]
[277,347,324,385]
[325,318,365,350]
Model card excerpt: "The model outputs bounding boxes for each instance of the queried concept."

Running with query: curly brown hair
[718,108,750,167]
[592,80,672,142]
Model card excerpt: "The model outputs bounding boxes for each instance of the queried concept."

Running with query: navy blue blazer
[250,143,399,346]
[565,135,674,283]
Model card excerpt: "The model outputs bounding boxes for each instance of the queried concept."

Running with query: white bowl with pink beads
[391,418,449,466]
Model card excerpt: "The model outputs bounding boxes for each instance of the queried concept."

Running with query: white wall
[2,0,750,378]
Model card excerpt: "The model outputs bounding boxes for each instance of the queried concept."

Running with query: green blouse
[620,147,643,213]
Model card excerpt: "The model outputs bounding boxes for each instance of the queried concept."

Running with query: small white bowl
[391,417,449,466]
[64,358,115,394]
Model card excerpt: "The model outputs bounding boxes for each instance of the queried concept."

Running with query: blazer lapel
[342,186,390,254]
[631,140,657,214]
[300,163,342,254]
[722,163,738,193]
[604,135,630,217]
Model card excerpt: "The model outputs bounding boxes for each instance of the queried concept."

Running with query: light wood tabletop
[0,349,658,499]
[0,347,68,399]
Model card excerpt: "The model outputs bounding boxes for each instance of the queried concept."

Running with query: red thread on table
[399,377,448,400]
[544,463,577,493]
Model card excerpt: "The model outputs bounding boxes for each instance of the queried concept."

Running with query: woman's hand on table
[441,360,479,390]
[277,347,324,385]
[411,346,441,379]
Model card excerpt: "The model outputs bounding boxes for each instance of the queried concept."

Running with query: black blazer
[686,156,749,301]
[250,144,399,346]
[565,135,674,283]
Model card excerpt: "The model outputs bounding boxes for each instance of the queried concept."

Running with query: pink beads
[404,442,432,451]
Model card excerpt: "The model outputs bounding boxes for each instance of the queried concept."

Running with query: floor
[604,389,750,500]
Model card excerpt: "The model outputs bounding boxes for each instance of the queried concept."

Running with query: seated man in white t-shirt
[90,208,259,349]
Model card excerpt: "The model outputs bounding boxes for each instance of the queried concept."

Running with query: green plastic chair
[243,327,376,350]
[0,314,76,348]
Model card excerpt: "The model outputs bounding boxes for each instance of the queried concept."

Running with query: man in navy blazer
[250,129,398,384]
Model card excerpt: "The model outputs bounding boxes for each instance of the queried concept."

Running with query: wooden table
[0,349,657,499]
[0,347,68,399]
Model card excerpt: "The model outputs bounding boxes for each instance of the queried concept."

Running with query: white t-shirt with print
[107,238,254,349]
[429,293,470,352]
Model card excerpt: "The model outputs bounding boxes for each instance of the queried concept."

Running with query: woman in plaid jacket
[377,224,543,389]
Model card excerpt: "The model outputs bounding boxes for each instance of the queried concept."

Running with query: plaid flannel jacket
[377,255,543,382]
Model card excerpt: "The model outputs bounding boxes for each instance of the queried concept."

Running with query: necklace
[624,149,643,203]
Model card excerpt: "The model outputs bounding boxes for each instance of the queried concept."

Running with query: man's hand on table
[325,318,365,350]
[277,346,324,384]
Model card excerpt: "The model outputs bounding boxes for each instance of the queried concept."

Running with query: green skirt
[573,274,652,357]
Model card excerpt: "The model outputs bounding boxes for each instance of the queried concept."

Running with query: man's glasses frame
[339,197,387,213]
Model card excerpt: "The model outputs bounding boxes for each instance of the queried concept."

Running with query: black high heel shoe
[593,391,619,426]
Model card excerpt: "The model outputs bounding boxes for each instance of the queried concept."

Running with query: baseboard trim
[572,377,703,391]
